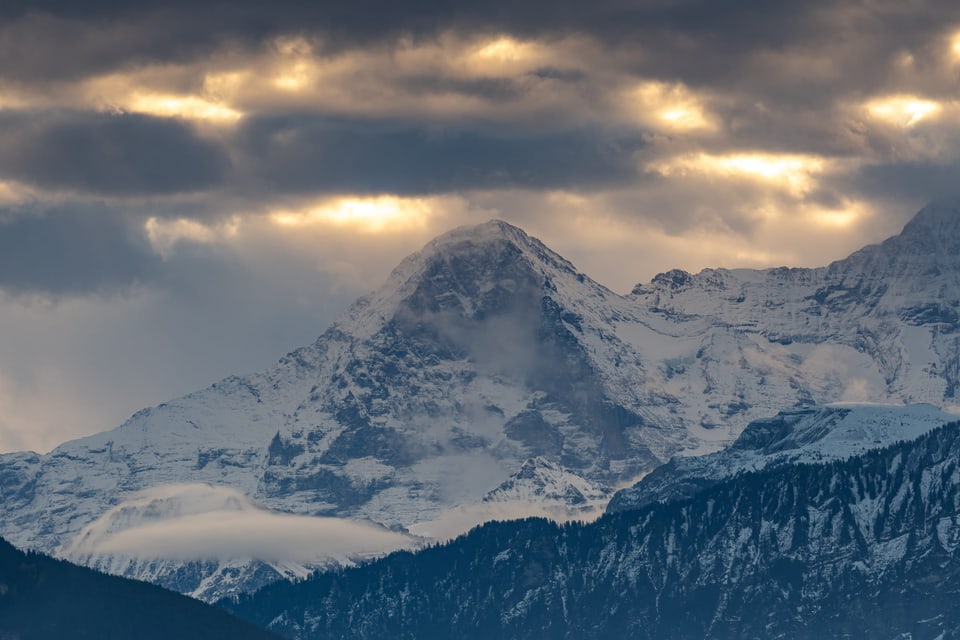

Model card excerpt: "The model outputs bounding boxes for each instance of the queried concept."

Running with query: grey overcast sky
[1,0,959,452]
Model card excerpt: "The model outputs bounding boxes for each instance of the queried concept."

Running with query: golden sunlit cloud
[865,95,942,127]
[145,216,240,258]
[70,71,247,123]
[241,33,564,115]
[267,36,319,92]
[259,32,565,107]
[951,32,960,60]
[203,70,250,99]
[270,196,448,233]
[464,35,555,75]
[125,93,243,122]
[807,203,865,228]
[0,31,610,126]
[472,36,540,64]
[0,180,35,206]
[0,85,32,110]
[787,199,869,229]
[273,61,314,91]
[620,82,716,132]
[649,152,829,195]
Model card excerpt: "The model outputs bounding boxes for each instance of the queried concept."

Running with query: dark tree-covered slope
[0,537,278,640]
[226,421,960,640]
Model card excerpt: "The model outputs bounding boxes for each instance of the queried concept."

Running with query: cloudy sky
[2,0,959,453]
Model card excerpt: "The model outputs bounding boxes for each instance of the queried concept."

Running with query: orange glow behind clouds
[75,72,247,123]
[649,152,828,195]
[126,93,243,122]
[0,180,35,205]
[807,202,865,228]
[865,95,942,127]
[270,196,445,233]
[625,82,715,132]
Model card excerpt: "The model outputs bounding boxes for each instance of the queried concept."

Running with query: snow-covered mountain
[2,200,960,599]
[629,199,960,415]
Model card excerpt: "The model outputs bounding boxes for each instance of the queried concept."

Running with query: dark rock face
[901,303,959,328]
[504,411,564,456]
[728,408,846,452]
[227,422,960,640]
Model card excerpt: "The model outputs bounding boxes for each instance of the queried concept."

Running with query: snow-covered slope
[606,403,956,513]
[2,201,960,599]
[628,198,960,432]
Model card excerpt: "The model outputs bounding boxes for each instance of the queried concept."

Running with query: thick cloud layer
[233,118,645,194]
[0,204,160,294]
[0,112,229,195]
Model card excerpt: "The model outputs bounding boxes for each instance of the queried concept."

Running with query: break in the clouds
[1,0,959,451]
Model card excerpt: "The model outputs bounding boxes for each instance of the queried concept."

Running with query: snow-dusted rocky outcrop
[607,403,957,513]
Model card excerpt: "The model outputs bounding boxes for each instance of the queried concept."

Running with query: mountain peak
[429,218,525,243]
[901,197,960,238]
[832,197,960,279]
[386,218,583,297]
[338,219,591,339]
[416,219,551,264]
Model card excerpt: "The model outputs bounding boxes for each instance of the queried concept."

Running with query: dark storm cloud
[0,205,161,295]
[1,0,957,178]
[0,0,851,48]
[398,76,530,103]
[233,117,645,194]
[0,112,229,195]
[3,0,955,91]
[832,162,960,204]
